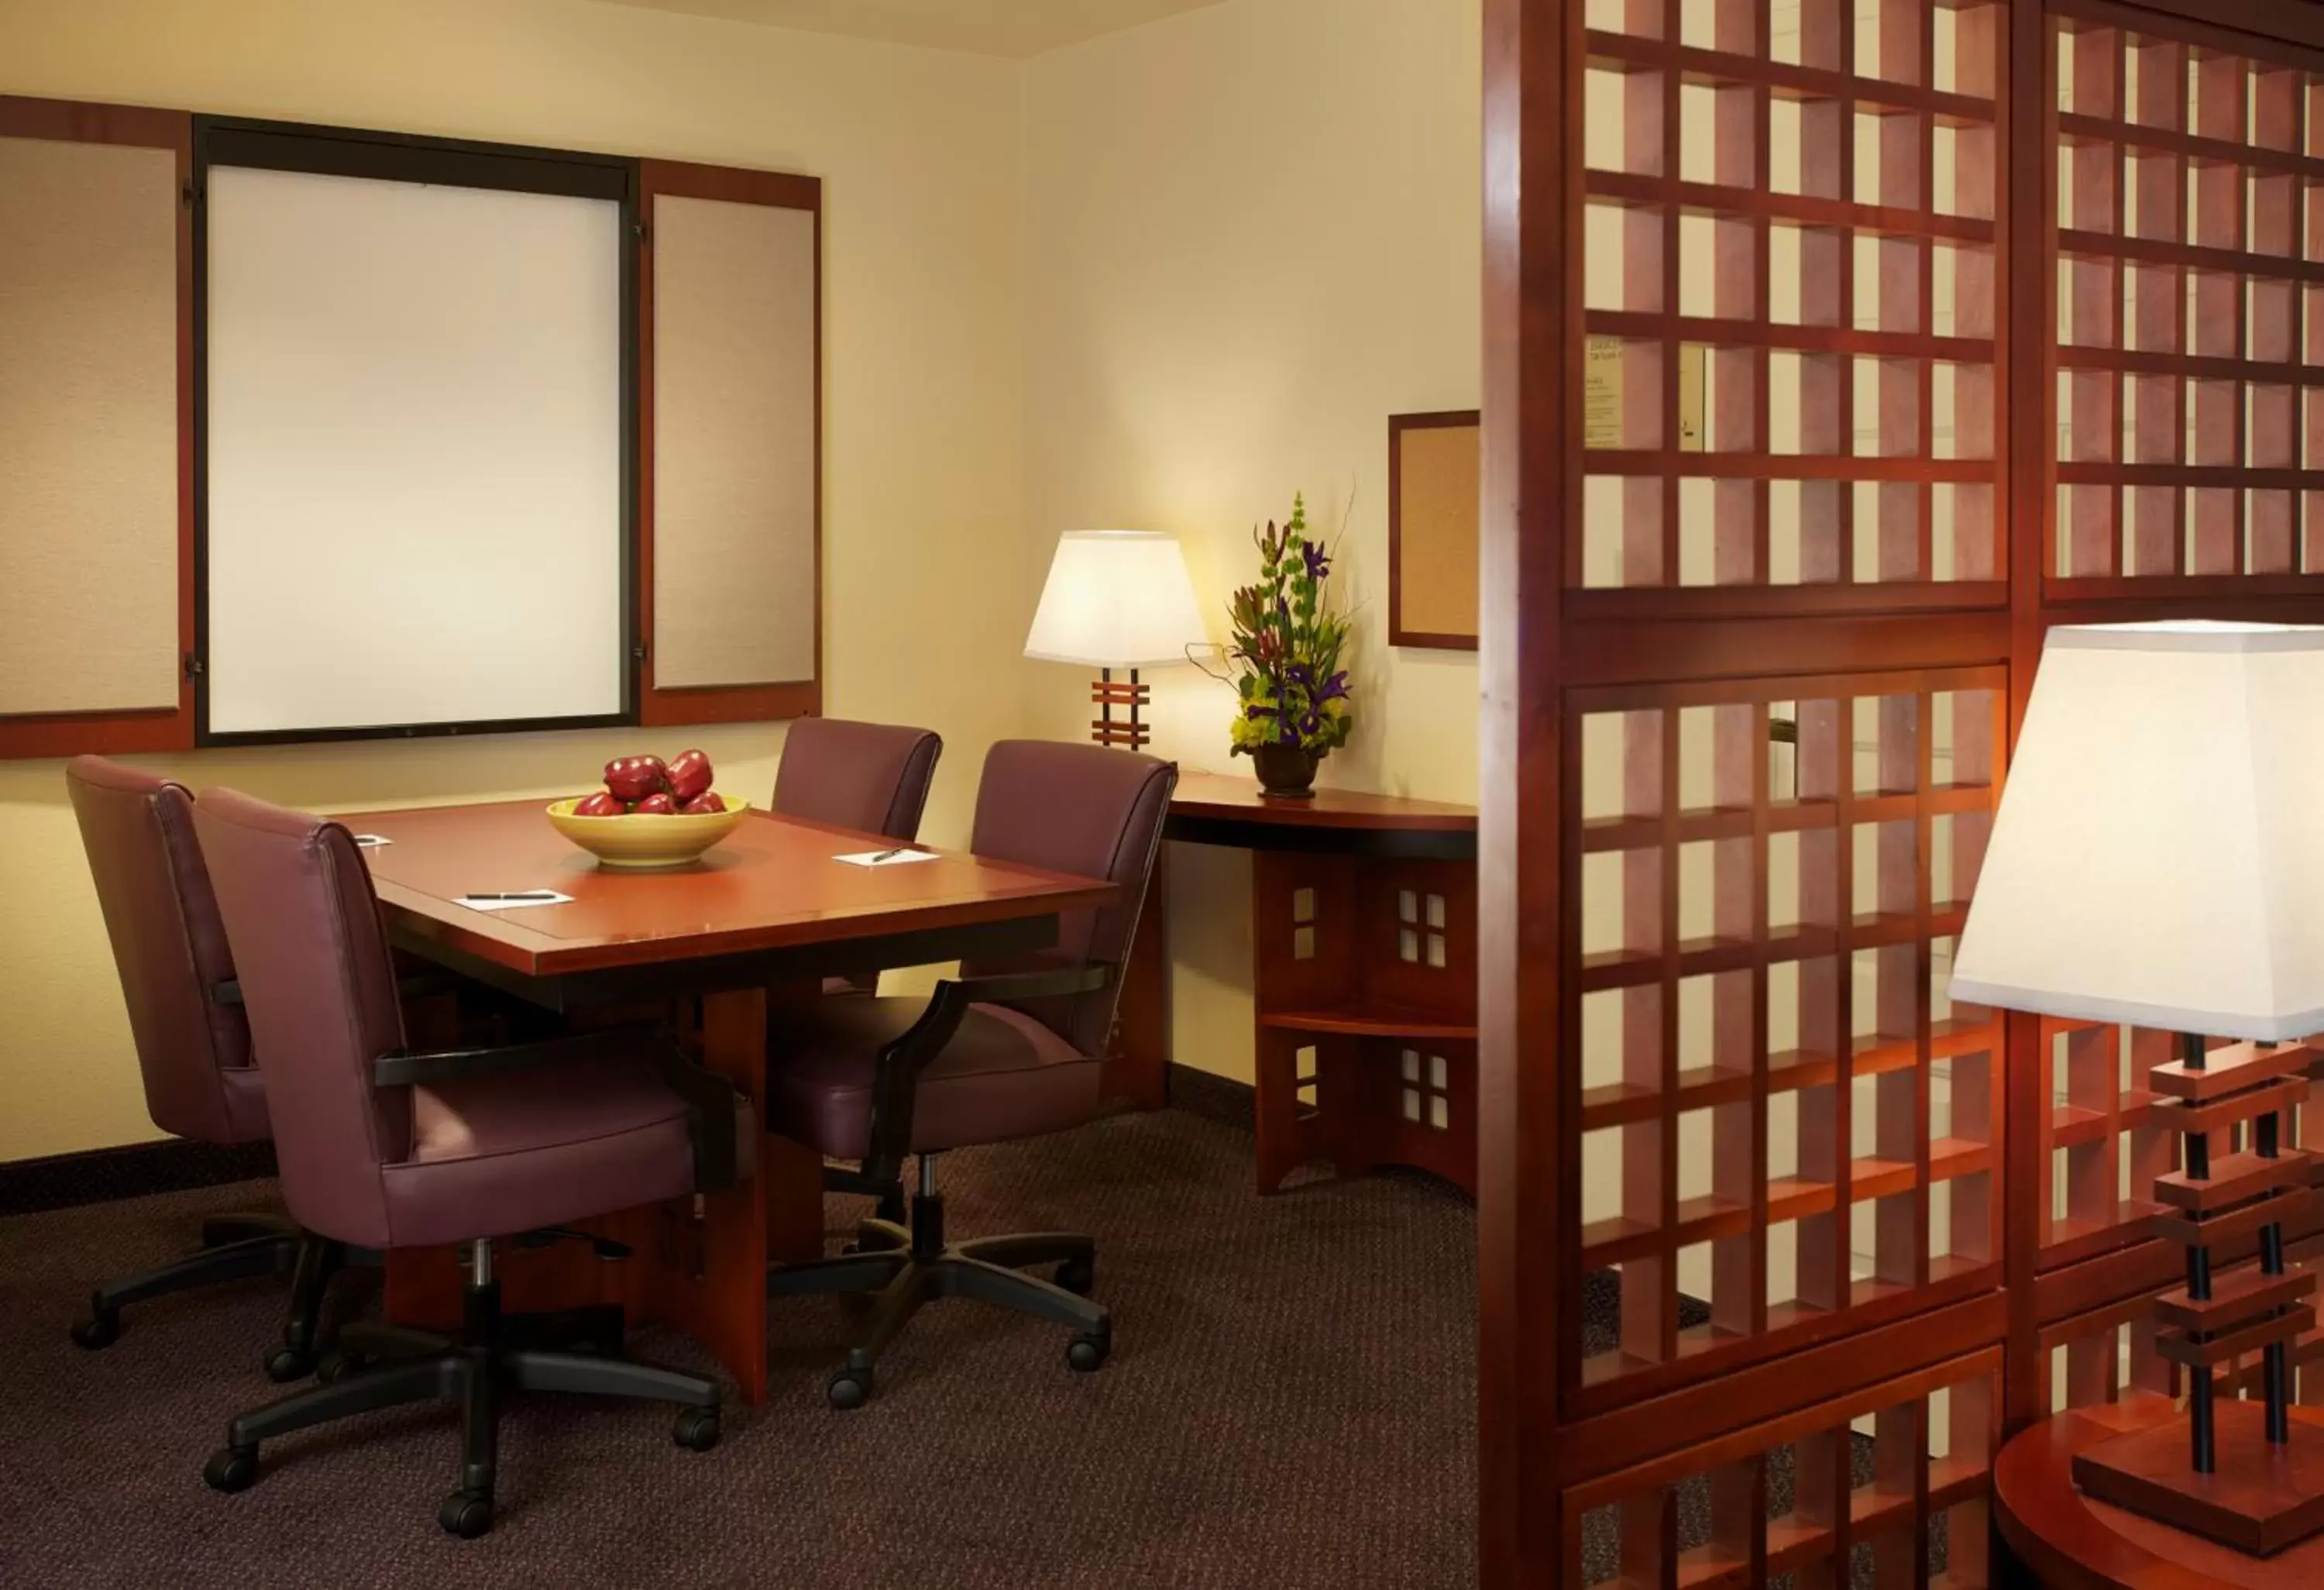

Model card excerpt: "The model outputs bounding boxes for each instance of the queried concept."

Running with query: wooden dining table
[342,797,1118,1406]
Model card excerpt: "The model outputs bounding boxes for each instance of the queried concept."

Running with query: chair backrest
[191,788,413,1249]
[65,757,262,1146]
[771,717,943,841]
[961,740,1177,1057]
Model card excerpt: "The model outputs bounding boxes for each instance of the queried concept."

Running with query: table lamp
[1023,529,1206,750]
[1953,620,2324,1555]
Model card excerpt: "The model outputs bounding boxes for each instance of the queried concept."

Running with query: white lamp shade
[1950,621,2324,1041]
[1023,529,1207,668]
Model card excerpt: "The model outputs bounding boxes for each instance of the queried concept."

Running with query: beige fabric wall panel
[0,135,180,715]
[652,194,817,689]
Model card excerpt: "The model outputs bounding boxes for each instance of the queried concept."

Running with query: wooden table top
[1167,770,1477,831]
[344,800,1118,978]
[1995,1397,2324,1588]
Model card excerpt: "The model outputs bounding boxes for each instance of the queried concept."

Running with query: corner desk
[1115,772,1479,1196]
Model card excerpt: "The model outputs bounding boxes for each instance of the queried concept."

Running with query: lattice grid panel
[2035,1026,2324,1268]
[1573,667,2003,1401]
[1569,1355,1997,1588]
[2048,5,2324,585]
[2042,1225,2324,1417]
[1579,0,2006,592]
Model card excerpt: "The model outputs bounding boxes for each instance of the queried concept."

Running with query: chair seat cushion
[380,1058,696,1247]
[768,996,1098,1160]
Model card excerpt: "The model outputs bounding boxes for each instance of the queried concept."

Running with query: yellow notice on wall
[1583,336,1707,452]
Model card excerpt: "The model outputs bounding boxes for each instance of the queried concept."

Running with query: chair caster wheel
[264,1345,315,1383]
[315,1350,371,1385]
[672,1407,720,1451]
[1067,1332,1109,1373]
[438,1490,493,1539]
[204,1446,258,1494]
[70,1308,120,1351]
[1055,1256,1095,1296]
[827,1368,871,1410]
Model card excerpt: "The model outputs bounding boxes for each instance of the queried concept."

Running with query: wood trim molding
[2073,0,2324,57]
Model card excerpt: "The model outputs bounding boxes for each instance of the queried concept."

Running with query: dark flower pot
[1253,742,1320,799]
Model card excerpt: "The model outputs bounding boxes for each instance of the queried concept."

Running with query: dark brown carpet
[0,1106,1479,1589]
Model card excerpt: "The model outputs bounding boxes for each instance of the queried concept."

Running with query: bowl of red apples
[546,749,749,868]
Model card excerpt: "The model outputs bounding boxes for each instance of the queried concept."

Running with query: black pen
[868,848,907,863]
[464,890,562,902]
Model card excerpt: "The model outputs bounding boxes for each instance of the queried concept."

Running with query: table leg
[762,1133,824,1267]
[660,986,770,1406]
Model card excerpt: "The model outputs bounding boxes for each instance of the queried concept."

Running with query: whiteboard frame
[191,117,639,746]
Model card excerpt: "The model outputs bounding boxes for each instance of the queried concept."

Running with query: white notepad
[834,849,940,869]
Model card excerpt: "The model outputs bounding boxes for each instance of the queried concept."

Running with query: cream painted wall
[0,0,1030,1160]
[1019,0,1483,1084]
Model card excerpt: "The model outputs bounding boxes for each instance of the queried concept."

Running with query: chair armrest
[373,1027,658,1089]
[945,962,1112,1007]
[856,962,1115,1182]
[647,1045,751,1195]
[373,1027,750,1195]
[217,971,461,1008]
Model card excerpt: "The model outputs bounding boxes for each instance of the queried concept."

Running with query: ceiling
[596,0,1227,57]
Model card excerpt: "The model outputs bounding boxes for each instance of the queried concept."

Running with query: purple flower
[1302,541,1332,582]
[1314,669,1349,704]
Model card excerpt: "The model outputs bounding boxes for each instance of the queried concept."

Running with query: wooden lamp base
[2075,1400,2324,1557]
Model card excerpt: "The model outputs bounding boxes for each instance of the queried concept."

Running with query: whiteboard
[204,165,625,735]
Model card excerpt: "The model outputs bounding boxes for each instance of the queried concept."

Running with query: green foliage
[1219,494,1355,759]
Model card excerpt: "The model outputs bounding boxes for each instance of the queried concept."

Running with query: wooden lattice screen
[1479,1,2324,1585]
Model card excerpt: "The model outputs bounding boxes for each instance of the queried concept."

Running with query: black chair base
[202,1248,719,1539]
[70,1213,347,1382]
[768,1189,1109,1409]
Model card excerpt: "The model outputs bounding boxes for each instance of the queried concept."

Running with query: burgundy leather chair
[772,714,941,995]
[770,716,944,1215]
[765,740,1175,1409]
[770,714,943,843]
[189,789,748,1539]
[64,756,337,1380]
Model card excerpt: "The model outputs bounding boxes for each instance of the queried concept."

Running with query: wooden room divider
[1477,0,2324,1584]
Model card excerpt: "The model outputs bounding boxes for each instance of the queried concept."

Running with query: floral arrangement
[1219,494,1354,760]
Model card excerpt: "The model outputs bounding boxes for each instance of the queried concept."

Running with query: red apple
[603,755,668,802]
[666,748,714,804]
[680,791,725,814]
[633,791,679,816]
[571,791,625,817]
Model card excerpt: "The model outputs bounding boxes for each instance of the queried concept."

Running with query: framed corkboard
[1388,409,1481,649]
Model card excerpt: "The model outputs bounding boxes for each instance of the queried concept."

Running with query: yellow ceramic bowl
[545,795,751,869]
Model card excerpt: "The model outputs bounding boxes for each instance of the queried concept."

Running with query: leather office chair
[766,740,1175,1409]
[189,789,748,1538]
[770,716,944,1217]
[64,756,337,1380]
[770,714,943,845]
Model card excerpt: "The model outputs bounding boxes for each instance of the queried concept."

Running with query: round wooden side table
[1995,1400,2324,1588]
